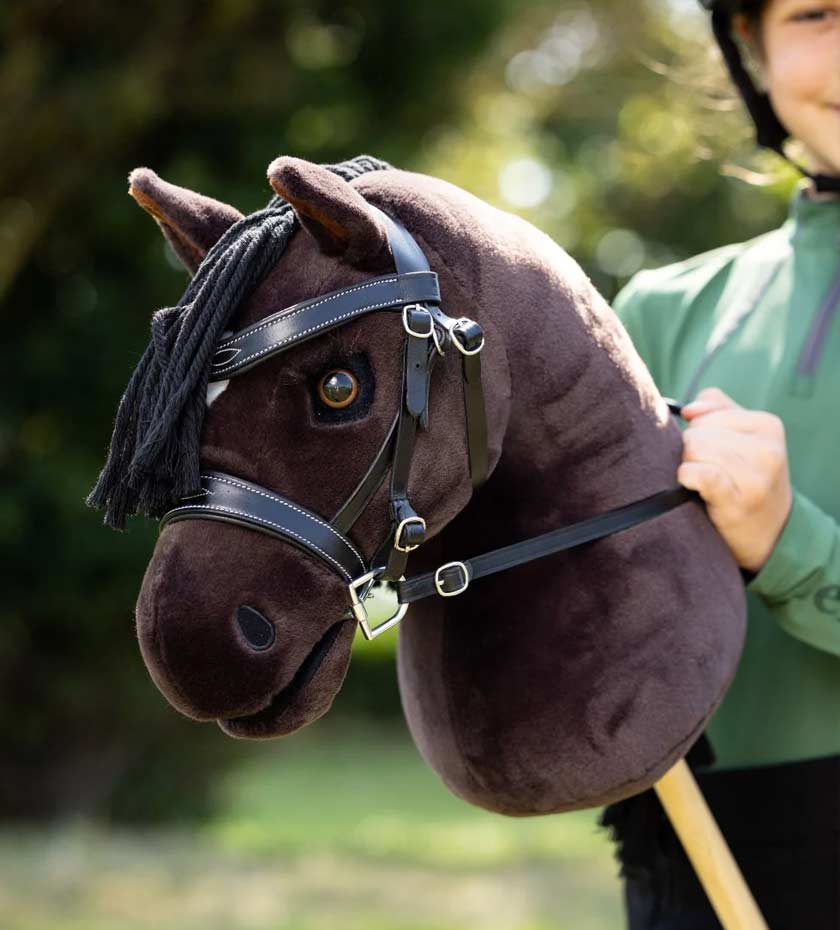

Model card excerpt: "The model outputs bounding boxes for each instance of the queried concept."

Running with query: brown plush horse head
[113,156,745,816]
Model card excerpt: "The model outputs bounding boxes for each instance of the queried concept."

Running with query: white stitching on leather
[180,488,209,500]
[204,473,366,569]
[216,278,398,350]
[211,298,404,375]
[163,503,354,580]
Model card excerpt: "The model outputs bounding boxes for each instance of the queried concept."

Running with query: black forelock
[87,155,391,529]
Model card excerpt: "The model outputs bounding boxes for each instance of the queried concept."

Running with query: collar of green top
[787,181,840,248]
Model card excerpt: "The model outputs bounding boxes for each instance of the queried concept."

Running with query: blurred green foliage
[417,0,799,295]
[1,0,798,822]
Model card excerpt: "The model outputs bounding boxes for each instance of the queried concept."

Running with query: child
[600,2,840,927]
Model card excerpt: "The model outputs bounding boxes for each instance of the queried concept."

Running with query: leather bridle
[161,201,698,639]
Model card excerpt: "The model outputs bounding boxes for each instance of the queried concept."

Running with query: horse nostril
[235,606,276,651]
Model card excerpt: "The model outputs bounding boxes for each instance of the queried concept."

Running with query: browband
[210,271,440,380]
[210,203,441,381]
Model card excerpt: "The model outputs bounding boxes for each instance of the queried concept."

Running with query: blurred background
[1,0,797,927]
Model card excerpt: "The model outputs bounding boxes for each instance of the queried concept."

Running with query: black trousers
[600,747,840,930]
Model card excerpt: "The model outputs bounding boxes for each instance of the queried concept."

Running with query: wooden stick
[654,759,770,930]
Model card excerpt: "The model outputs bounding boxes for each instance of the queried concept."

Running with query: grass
[0,718,625,929]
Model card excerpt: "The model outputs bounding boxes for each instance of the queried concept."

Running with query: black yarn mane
[88,155,391,529]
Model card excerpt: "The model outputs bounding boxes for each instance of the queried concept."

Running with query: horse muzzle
[135,518,355,733]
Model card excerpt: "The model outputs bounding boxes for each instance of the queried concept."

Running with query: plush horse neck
[346,169,744,814]
[122,157,745,817]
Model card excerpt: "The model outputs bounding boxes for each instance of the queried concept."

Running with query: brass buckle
[434,561,470,597]
[394,515,426,553]
[348,570,409,640]
[402,304,434,338]
[431,324,445,356]
[451,318,484,356]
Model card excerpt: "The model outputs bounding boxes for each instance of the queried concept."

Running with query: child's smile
[739,1,840,176]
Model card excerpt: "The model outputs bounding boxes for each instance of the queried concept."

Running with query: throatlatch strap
[396,486,700,603]
[462,351,488,488]
[425,304,488,489]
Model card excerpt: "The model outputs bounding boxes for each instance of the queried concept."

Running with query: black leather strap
[462,351,488,488]
[330,410,400,534]
[426,305,488,488]
[209,271,440,381]
[397,486,700,603]
[369,204,431,274]
[377,314,435,580]
[160,472,367,582]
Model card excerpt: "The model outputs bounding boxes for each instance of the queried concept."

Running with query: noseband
[161,201,697,639]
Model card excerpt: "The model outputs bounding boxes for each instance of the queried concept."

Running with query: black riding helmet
[700,0,840,192]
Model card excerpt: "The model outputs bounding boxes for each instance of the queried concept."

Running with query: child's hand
[677,387,793,573]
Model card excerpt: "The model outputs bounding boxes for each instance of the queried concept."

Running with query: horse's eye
[317,369,359,409]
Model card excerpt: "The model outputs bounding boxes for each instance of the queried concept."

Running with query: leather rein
[160,202,698,639]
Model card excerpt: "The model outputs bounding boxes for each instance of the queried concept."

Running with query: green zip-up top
[614,183,840,771]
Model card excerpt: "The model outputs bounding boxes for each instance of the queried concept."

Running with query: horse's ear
[267,156,390,268]
[128,168,244,275]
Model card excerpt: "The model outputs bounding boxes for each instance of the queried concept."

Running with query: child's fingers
[683,410,785,439]
[681,387,740,419]
[677,460,739,503]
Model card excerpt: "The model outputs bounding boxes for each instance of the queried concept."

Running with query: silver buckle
[434,561,470,597]
[402,304,434,338]
[394,515,426,553]
[348,570,409,640]
[451,318,484,356]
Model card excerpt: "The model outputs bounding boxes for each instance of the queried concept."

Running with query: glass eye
[317,369,359,409]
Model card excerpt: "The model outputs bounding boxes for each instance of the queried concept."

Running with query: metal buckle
[451,318,485,356]
[434,561,470,597]
[402,304,434,338]
[348,570,409,640]
[431,323,445,356]
[394,515,426,553]
[425,305,447,356]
